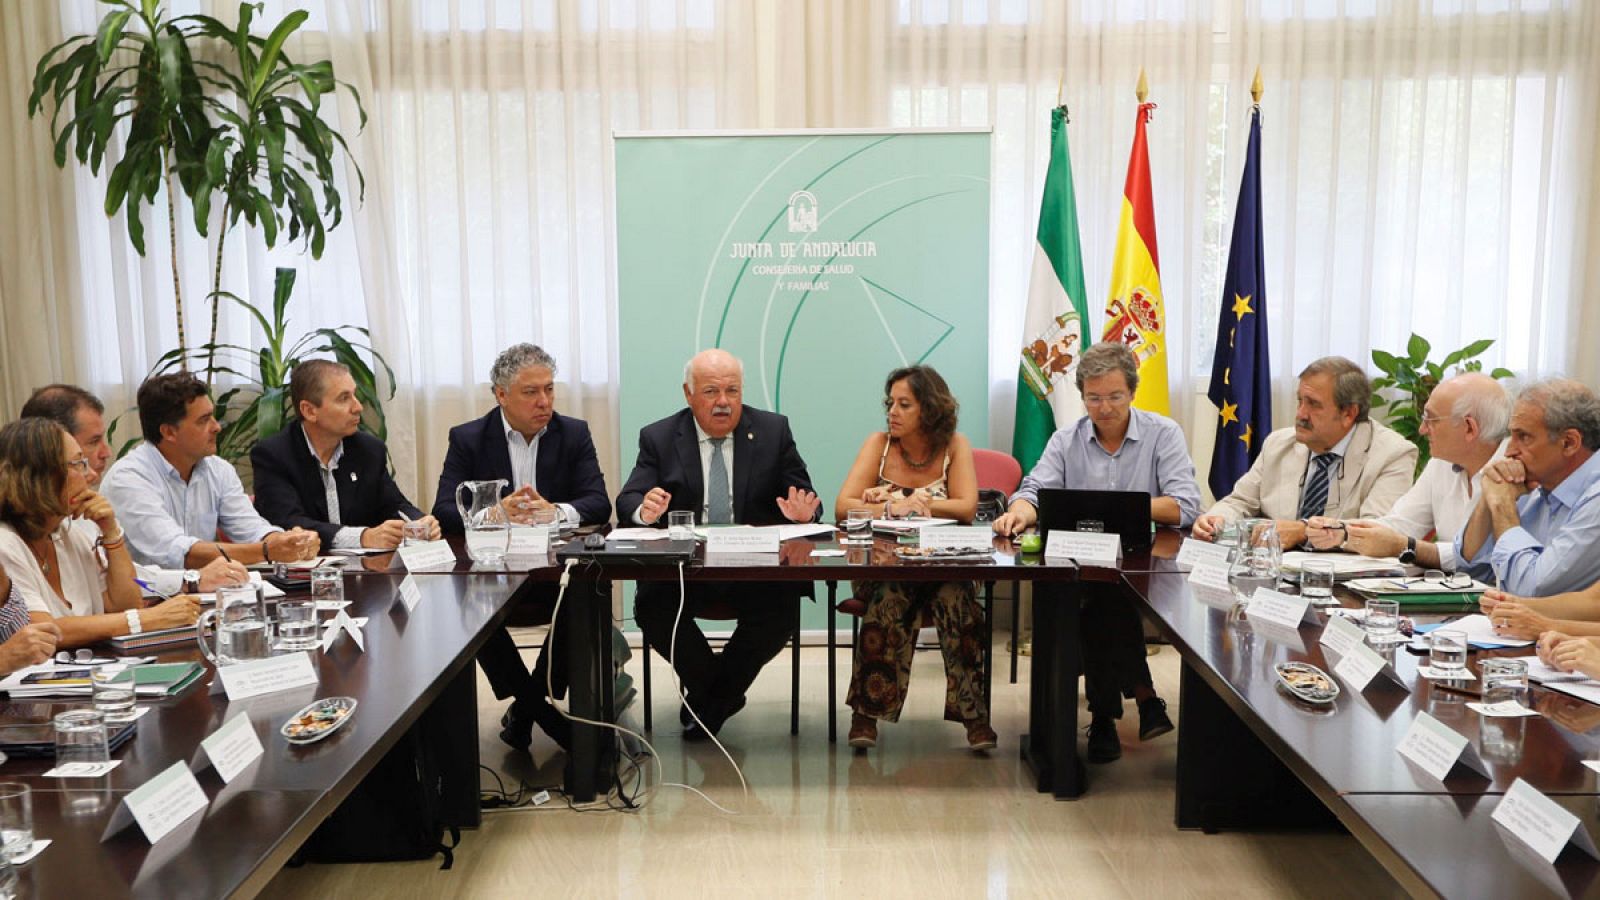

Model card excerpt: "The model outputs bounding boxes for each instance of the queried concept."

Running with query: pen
[398,509,412,521]
[217,545,233,563]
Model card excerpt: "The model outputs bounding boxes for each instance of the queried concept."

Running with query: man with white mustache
[616,348,822,740]
[1193,356,1417,548]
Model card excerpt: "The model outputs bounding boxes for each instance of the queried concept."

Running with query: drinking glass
[53,709,109,766]
[668,510,695,541]
[1481,658,1531,708]
[90,664,137,722]
[311,566,344,607]
[843,508,873,545]
[1428,629,1468,673]
[1300,559,1336,602]
[401,519,430,545]
[1363,598,1401,643]
[0,784,31,863]
[275,596,319,651]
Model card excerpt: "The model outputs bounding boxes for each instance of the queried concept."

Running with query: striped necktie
[707,437,733,524]
[1297,453,1338,520]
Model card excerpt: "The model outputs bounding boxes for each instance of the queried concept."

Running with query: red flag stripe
[1122,103,1160,272]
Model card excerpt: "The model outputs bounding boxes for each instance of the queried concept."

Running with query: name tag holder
[1396,711,1491,782]
[1493,778,1600,864]
[1045,531,1121,568]
[1333,640,1410,693]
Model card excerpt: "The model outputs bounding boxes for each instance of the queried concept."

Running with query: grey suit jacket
[1205,420,1418,523]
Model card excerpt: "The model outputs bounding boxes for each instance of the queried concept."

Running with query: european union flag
[1208,106,1271,499]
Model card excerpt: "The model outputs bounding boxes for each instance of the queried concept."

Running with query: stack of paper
[1,662,205,699]
[1281,551,1407,580]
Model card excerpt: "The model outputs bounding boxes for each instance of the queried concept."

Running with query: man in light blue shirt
[102,373,320,570]
[1459,378,1600,597]
[993,342,1202,764]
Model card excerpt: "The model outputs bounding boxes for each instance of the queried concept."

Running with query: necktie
[1297,453,1337,520]
[708,437,733,524]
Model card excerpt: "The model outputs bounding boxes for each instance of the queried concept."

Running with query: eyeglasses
[65,457,91,476]
[1083,392,1131,407]
[1419,412,1459,427]
[1403,570,1474,590]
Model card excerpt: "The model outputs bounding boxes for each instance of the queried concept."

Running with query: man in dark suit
[434,343,611,754]
[617,348,822,739]
[252,361,439,549]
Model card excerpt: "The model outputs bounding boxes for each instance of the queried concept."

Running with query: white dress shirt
[504,419,578,526]
[101,442,280,569]
[1378,440,1505,574]
[304,431,365,549]
[0,521,108,618]
[631,421,735,526]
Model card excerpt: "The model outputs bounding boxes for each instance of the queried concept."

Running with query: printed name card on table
[705,527,781,554]
[1175,539,1233,570]
[1319,613,1366,658]
[396,539,456,572]
[1492,778,1600,864]
[1248,618,1307,652]
[506,525,550,557]
[1333,640,1410,693]
[1044,531,1121,568]
[1187,564,1236,610]
[397,574,423,613]
[199,713,263,784]
[320,610,366,652]
[1396,711,1491,781]
[123,762,209,845]
[920,526,996,552]
[217,652,319,702]
[1245,588,1319,630]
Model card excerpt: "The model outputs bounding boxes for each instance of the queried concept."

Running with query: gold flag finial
[1250,66,1263,104]
[1136,68,1148,103]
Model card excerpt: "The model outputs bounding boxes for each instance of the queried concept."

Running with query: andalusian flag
[1012,105,1090,474]
[1102,98,1170,414]
[1209,104,1271,498]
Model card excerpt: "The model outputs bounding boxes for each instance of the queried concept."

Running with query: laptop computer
[555,536,697,566]
[1035,488,1154,552]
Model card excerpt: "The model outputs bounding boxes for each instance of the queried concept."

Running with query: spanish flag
[1102,98,1170,415]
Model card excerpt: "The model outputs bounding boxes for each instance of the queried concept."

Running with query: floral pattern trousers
[845,579,987,724]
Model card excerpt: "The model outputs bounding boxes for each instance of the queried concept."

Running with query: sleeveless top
[876,433,951,499]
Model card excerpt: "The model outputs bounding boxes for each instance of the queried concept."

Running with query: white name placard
[920,526,996,552]
[200,713,263,784]
[1246,589,1319,630]
[1045,531,1121,568]
[398,575,422,613]
[506,526,550,556]
[705,527,781,554]
[320,611,366,652]
[1319,613,1366,658]
[1248,618,1307,652]
[1492,778,1600,863]
[1187,563,1231,590]
[1175,539,1233,570]
[396,540,456,572]
[1333,640,1410,693]
[217,652,319,702]
[125,762,209,845]
[1397,711,1490,781]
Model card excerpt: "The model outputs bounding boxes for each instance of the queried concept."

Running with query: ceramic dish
[281,696,358,744]
[893,546,995,562]
[1274,662,1340,705]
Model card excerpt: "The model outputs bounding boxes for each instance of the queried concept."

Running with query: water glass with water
[844,508,873,545]
[91,664,137,723]
[1428,628,1468,672]
[276,596,319,651]
[311,566,344,606]
[1364,598,1401,643]
[0,784,31,863]
[1301,559,1336,602]
[53,709,109,765]
[668,510,695,541]
[1481,658,1531,708]
[401,519,430,545]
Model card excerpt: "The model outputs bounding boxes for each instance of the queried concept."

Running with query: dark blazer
[615,405,821,527]
[251,421,423,549]
[432,408,610,534]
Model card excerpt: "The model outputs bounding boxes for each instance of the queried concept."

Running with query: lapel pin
[351,472,358,481]
[747,432,753,440]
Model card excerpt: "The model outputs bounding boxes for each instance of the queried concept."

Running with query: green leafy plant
[1370,334,1514,476]
[148,268,394,474]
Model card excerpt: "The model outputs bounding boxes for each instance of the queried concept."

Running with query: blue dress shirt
[1458,451,1600,596]
[101,442,281,569]
[1012,408,1203,527]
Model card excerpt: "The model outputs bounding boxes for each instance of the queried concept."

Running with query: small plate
[281,696,357,745]
[893,546,995,562]
[1275,662,1340,705]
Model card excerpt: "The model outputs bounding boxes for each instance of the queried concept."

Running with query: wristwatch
[1398,537,1418,566]
[181,570,201,594]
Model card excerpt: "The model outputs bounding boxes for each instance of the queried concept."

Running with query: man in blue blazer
[253,361,439,549]
[617,349,822,739]
[434,344,610,753]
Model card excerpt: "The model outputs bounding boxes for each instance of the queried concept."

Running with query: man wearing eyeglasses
[1304,372,1509,579]
[993,341,1201,763]
[1192,356,1417,549]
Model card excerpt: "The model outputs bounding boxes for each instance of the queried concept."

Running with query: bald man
[1308,372,1510,579]
[616,349,822,740]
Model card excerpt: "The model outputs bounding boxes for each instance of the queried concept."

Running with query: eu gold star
[1232,293,1254,320]
[1219,401,1239,426]
[1239,423,1254,450]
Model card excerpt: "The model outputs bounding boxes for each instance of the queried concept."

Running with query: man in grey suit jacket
[1193,356,1418,549]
